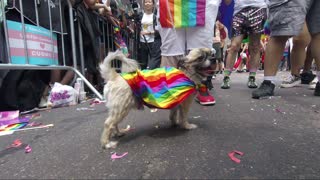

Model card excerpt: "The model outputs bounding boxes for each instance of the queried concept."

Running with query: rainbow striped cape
[159,0,206,28]
[120,67,196,109]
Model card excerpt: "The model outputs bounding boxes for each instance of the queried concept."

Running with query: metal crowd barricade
[0,0,103,100]
[92,11,139,69]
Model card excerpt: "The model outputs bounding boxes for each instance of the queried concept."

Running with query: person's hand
[104,4,112,15]
[119,7,125,14]
[141,31,149,36]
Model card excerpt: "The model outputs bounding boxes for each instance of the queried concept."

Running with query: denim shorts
[268,0,320,36]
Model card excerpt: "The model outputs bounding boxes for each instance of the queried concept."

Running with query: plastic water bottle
[76,78,86,102]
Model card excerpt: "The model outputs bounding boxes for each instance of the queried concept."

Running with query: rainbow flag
[0,122,28,132]
[121,67,196,109]
[159,0,206,28]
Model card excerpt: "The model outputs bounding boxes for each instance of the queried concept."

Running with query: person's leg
[221,8,246,89]
[263,36,289,75]
[309,33,320,95]
[306,0,320,96]
[300,44,316,84]
[247,33,262,88]
[221,35,244,89]
[138,42,149,69]
[50,70,61,84]
[253,0,312,98]
[148,38,162,69]
[291,23,311,76]
[302,44,313,72]
[281,25,311,88]
[60,71,75,85]
[252,36,289,98]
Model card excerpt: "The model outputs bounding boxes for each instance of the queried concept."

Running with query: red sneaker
[195,85,216,105]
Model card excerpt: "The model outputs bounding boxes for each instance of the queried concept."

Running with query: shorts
[268,0,320,36]
[232,7,267,37]
[212,42,222,59]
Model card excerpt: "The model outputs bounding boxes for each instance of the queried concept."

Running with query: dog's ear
[199,48,213,57]
[185,48,212,65]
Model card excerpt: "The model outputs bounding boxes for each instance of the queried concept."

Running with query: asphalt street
[0,71,319,179]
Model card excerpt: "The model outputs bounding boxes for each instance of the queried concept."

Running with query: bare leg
[264,36,290,76]
[248,33,262,72]
[50,70,61,84]
[291,23,311,75]
[303,44,313,72]
[60,71,75,85]
[225,35,245,71]
[310,33,320,70]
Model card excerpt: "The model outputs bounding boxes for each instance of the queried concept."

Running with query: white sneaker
[281,75,301,88]
[38,96,48,108]
[309,77,318,90]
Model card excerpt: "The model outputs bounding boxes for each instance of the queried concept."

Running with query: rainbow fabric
[120,67,196,109]
[159,0,206,28]
[0,122,28,132]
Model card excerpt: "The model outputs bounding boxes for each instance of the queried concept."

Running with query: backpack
[0,70,48,111]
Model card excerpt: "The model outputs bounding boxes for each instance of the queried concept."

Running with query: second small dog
[99,48,213,148]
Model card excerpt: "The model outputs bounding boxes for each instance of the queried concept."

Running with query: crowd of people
[0,0,319,111]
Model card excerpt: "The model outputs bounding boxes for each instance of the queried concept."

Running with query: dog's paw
[182,123,198,130]
[105,141,118,149]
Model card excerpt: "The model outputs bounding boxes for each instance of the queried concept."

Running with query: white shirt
[140,13,155,43]
[234,0,267,15]
[157,0,221,56]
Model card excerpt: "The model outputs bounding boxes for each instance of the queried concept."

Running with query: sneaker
[314,82,320,96]
[195,86,216,105]
[221,76,231,89]
[280,75,301,88]
[247,76,258,88]
[301,71,316,84]
[38,96,48,108]
[252,80,275,99]
[309,77,318,90]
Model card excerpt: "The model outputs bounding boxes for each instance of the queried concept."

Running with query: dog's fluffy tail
[99,50,140,81]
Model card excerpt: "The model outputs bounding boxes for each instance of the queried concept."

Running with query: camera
[130,0,139,15]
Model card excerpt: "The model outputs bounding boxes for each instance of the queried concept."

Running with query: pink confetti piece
[228,150,244,164]
[89,98,105,107]
[11,139,22,147]
[25,145,32,153]
[275,108,282,113]
[28,122,43,127]
[111,152,128,160]
[6,139,22,148]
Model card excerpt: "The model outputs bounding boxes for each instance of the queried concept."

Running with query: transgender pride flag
[7,20,58,65]
[159,0,206,28]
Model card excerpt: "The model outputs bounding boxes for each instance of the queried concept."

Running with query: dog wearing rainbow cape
[99,48,213,149]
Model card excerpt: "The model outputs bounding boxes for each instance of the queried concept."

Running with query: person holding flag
[157,0,222,105]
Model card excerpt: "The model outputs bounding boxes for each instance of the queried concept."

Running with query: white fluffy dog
[99,48,213,149]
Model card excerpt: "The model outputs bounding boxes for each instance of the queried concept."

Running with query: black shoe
[314,82,320,96]
[301,71,316,84]
[252,80,275,99]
